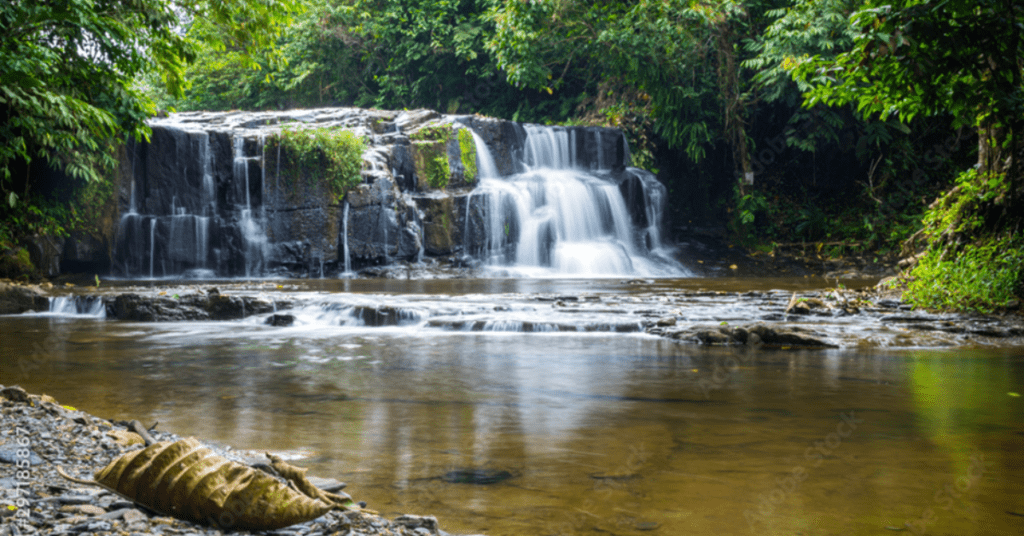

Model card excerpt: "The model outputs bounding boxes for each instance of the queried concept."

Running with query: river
[1,277,1022,535]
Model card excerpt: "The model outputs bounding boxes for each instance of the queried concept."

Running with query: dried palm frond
[58,437,358,531]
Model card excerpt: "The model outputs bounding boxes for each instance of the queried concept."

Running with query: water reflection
[1,314,1022,535]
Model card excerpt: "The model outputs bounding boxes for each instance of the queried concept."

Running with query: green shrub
[903,169,1023,312]
[272,126,366,201]
[906,234,1024,313]
[427,155,451,189]
[458,128,477,183]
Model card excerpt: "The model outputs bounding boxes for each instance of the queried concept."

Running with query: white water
[342,200,353,275]
[47,296,106,318]
[234,135,269,277]
[149,218,156,279]
[469,125,687,277]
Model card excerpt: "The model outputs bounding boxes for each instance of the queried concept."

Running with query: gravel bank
[0,386,475,536]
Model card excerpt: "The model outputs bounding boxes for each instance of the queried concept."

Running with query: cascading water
[234,136,269,277]
[467,124,687,277]
[114,124,271,279]
[112,111,685,279]
[342,200,353,275]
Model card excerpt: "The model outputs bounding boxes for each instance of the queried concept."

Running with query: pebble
[59,504,106,516]
[0,446,45,466]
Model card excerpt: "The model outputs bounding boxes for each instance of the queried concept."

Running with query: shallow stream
[2,278,1022,535]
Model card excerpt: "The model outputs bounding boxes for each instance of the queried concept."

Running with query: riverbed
[2,277,1023,535]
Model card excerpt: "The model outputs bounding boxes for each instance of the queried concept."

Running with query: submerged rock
[440,469,513,485]
[666,322,836,348]
[266,313,296,327]
[106,293,281,321]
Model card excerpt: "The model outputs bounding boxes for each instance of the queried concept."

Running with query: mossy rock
[0,248,36,280]
[457,128,477,183]
[409,124,478,190]
[417,196,457,255]
[412,140,451,190]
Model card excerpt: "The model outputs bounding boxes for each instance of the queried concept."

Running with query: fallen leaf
[59,437,359,530]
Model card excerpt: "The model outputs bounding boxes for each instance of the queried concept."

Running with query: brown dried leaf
[72,437,338,530]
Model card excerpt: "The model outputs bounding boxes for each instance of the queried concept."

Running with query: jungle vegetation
[1,0,1021,310]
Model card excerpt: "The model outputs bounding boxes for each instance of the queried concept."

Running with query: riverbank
[0,385,471,536]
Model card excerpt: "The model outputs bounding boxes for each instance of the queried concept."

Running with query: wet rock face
[451,116,526,176]
[108,107,666,278]
[24,235,64,277]
[61,232,110,274]
[111,108,521,277]
[106,292,282,321]
[414,195,458,256]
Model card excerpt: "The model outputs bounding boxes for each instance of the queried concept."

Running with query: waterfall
[148,218,156,278]
[112,112,685,279]
[468,125,686,277]
[469,130,500,179]
[233,134,268,277]
[48,296,106,318]
[342,200,352,275]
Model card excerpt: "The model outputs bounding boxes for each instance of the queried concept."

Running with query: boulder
[414,195,458,255]
[24,235,63,277]
[748,324,837,348]
[62,232,110,273]
[663,322,835,348]
[0,282,49,314]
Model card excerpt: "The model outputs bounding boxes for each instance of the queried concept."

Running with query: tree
[790,0,1024,309]
[0,0,303,205]
[174,2,365,111]
[792,0,1024,203]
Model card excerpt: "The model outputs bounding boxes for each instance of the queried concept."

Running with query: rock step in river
[12,281,1024,349]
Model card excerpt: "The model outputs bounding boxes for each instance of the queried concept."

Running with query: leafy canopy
[791,0,1024,129]
[0,0,303,202]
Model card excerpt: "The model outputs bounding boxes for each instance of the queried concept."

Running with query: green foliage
[272,126,366,201]
[171,1,357,111]
[745,0,857,104]
[906,234,1024,313]
[2,0,302,256]
[350,0,485,103]
[486,0,737,162]
[902,169,1023,312]
[458,128,477,183]
[0,0,176,187]
[410,125,453,143]
[0,247,35,279]
[426,155,451,190]
[730,189,770,244]
[791,0,1024,144]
